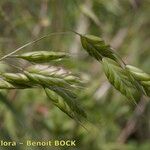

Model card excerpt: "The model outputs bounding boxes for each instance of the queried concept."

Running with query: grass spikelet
[80,34,117,61]
[126,65,150,81]
[45,88,75,118]
[126,65,150,97]
[1,73,33,87]
[0,78,16,89]
[102,58,141,102]
[10,51,68,63]
[50,87,87,118]
[23,71,72,89]
[26,65,81,84]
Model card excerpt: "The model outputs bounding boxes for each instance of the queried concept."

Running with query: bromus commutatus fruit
[23,71,74,90]
[1,31,149,127]
[1,72,34,87]
[79,33,150,102]
[9,51,69,63]
[26,65,81,84]
[0,77,31,89]
[45,88,76,119]
[24,69,87,118]
[126,65,150,97]
[0,48,87,123]
[45,87,87,123]
[80,34,118,61]
[0,78,16,89]
[49,87,87,118]
[102,58,141,101]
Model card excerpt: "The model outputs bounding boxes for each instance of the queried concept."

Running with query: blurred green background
[0,0,150,150]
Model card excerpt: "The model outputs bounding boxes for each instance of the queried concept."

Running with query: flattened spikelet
[126,65,150,81]
[102,58,141,101]
[24,71,72,89]
[80,34,117,61]
[45,88,75,118]
[10,51,68,63]
[50,87,87,118]
[1,73,33,87]
[0,78,16,89]
[126,65,150,97]
[26,65,81,84]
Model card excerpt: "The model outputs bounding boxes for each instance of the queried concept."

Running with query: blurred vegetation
[0,0,150,150]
